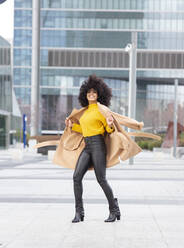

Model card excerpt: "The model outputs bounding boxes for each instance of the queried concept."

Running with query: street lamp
[23,114,27,148]
[125,43,132,53]
[173,79,178,157]
[31,0,41,136]
[125,32,137,165]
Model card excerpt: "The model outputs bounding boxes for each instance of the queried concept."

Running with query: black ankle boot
[72,206,84,223]
[114,198,121,217]
[72,211,84,223]
[104,198,121,222]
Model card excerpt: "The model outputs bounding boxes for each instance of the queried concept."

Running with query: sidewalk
[0,150,184,248]
[0,147,45,169]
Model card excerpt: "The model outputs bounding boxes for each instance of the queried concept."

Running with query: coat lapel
[68,107,86,119]
[67,102,111,121]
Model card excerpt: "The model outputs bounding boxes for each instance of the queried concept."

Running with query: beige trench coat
[34,102,160,170]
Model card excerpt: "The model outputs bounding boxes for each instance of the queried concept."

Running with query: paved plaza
[0,149,184,248]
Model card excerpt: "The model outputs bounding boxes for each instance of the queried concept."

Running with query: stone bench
[29,135,61,155]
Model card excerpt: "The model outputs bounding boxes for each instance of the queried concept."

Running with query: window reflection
[40,0,184,11]
[15,10,32,27]
[14,30,32,47]
[15,0,32,8]
[14,49,32,66]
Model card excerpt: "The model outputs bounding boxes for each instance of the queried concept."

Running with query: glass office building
[14,0,184,133]
[0,36,22,149]
[0,36,12,148]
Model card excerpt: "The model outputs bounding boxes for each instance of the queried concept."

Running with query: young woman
[65,74,121,223]
[35,74,160,223]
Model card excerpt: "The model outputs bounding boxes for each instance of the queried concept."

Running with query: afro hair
[78,74,112,107]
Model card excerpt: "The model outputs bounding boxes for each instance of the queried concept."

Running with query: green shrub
[148,142,154,151]
[136,135,163,151]
[180,132,184,147]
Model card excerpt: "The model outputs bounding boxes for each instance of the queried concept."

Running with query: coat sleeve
[111,112,144,130]
[100,115,114,133]
[104,122,114,134]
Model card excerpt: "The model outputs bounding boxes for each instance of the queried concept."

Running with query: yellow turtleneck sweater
[72,103,114,137]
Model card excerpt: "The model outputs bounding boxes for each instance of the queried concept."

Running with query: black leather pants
[73,134,116,212]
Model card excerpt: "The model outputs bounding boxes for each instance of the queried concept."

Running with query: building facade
[13,0,184,133]
[0,36,12,148]
[0,36,22,149]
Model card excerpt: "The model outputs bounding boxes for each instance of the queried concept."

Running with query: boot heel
[117,215,121,220]
[72,212,84,223]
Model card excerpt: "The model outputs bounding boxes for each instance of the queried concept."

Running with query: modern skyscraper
[13,0,184,133]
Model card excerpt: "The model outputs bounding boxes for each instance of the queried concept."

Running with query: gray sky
[0,0,14,42]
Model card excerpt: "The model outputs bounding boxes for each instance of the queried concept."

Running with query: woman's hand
[65,117,72,128]
[138,121,144,130]
[106,115,114,127]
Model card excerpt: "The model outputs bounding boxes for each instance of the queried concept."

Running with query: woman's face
[87,88,98,103]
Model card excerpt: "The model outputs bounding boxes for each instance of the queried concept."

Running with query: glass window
[172,19,177,32]
[96,0,101,9]
[51,0,60,8]
[73,77,80,87]
[78,0,83,8]
[125,0,130,9]
[137,19,143,29]
[14,29,32,47]
[101,0,107,9]
[137,1,143,9]
[119,19,124,29]
[131,0,136,9]
[149,0,154,11]
[14,48,32,66]
[15,10,32,28]
[107,19,112,29]
[72,1,78,8]
[113,19,118,29]
[120,0,125,9]
[40,49,48,66]
[124,19,129,29]
[160,1,166,11]
[37,10,183,32]
[96,19,101,29]
[14,68,31,86]
[144,1,149,10]
[14,87,31,105]
[131,19,136,29]
[15,0,32,8]
[107,0,113,9]
[77,18,82,28]
[89,0,94,9]
[66,0,72,8]
[113,0,119,9]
